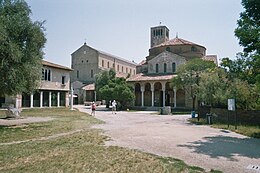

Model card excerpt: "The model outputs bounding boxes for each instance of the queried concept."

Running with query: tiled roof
[42,60,73,71]
[127,73,176,82]
[82,83,95,91]
[153,37,205,49]
[202,55,218,65]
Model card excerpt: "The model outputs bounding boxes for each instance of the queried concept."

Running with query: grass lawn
[189,118,260,138]
[0,108,221,173]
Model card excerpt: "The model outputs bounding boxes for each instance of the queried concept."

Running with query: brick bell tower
[150,25,169,48]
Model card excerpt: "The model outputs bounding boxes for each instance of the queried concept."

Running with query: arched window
[172,63,176,73]
[164,63,167,73]
[156,64,159,73]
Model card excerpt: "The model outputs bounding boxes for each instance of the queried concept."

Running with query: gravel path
[76,105,260,173]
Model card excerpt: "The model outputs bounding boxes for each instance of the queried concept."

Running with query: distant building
[0,60,72,108]
[70,43,137,104]
[127,25,217,109]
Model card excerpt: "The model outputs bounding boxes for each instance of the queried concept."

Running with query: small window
[166,47,170,51]
[126,67,128,73]
[164,63,167,73]
[83,50,86,54]
[156,64,159,73]
[133,70,135,74]
[62,76,66,84]
[130,69,132,74]
[102,60,104,67]
[77,70,79,78]
[82,60,84,63]
[107,62,110,68]
[172,63,176,73]
[122,66,124,72]
[117,65,119,71]
[91,69,93,78]
[191,46,196,52]
[113,63,115,68]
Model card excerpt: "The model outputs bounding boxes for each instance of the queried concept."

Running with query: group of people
[91,100,117,116]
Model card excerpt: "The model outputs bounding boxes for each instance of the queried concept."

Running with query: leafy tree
[235,0,260,55]
[0,0,46,96]
[96,69,135,109]
[171,58,216,111]
[234,0,260,90]
[198,68,259,110]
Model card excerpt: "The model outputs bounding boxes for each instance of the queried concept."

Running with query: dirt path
[76,105,260,173]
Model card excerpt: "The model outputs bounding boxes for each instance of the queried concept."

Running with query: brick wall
[210,108,260,125]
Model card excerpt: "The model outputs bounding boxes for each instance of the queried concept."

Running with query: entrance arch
[144,83,151,106]
[154,82,162,107]
[135,83,141,106]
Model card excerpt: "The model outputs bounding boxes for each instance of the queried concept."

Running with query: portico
[128,73,185,108]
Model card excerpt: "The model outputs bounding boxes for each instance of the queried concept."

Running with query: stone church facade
[71,43,137,104]
[127,25,217,110]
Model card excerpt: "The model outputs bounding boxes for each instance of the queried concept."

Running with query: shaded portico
[127,73,185,108]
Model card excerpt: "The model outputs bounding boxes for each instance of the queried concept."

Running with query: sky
[26,0,244,68]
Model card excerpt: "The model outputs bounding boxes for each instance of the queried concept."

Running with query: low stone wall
[210,108,260,125]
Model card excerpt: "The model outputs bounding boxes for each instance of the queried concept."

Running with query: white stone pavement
[75,105,260,173]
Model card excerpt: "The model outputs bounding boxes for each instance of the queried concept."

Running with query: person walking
[91,101,96,116]
[112,100,117,114]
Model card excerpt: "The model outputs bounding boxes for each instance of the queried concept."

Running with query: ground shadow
[178,135,260,160]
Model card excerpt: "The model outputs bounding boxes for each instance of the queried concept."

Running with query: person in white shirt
[112,100,117,114]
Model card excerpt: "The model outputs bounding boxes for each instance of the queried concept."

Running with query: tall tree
[0,0,46,96]
[171,58,216,111]
[235,0,260,55]
[234,0,260,87]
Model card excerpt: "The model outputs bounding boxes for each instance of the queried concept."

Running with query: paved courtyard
[76,105,260,173]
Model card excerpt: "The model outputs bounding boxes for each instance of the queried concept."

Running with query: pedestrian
[91,101,96,116]
[112,100,117,114]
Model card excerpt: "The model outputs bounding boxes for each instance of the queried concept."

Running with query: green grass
[189,118,260,138]
[0,108,221,173]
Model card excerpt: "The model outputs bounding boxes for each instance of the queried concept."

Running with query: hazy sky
[26,0,244,67]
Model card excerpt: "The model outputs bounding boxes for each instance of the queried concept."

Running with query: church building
[127,25,217,110]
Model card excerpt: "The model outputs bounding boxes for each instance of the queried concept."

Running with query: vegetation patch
[0,108,221,172]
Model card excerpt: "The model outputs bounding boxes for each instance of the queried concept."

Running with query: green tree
[171,58,216,111]
[198,68,259,110]
[234,0,260,90]
[0,0,46,96]
[96,69,135,109]
[235,0,260,55]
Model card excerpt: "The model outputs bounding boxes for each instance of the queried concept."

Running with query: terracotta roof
[42,60,73,71]
[202,55,218,65]
[82,83,95,91]
[127,73,176,82]
[153,37,205,49]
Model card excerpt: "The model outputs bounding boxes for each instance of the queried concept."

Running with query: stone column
[57,92,60,107]
[141,85,145,107]
[30,94,34,108]
[40,91,43,108]
[174,88,177,108]
[49,91,52,107]
[162,83,166,107]
[151,83,154,107]
[94,91,97,102]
